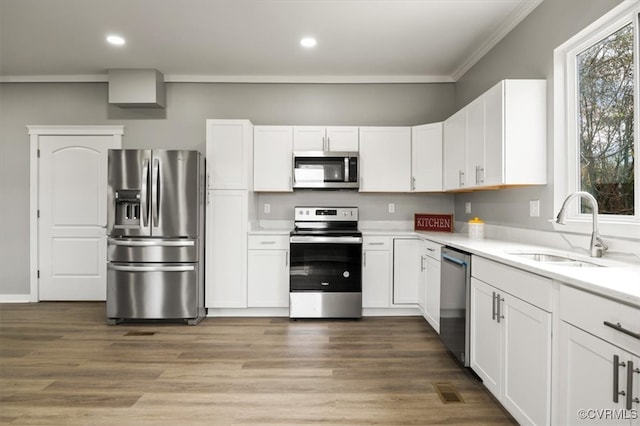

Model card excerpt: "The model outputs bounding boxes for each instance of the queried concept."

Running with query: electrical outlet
[530,200,540,217]
[264,203,271,214]
[465,202,471,214]
[388,203,395,213]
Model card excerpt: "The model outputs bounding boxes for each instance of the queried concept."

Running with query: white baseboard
[0,294,32,303]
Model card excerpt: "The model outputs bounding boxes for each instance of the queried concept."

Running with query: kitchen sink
[506,251,604,267]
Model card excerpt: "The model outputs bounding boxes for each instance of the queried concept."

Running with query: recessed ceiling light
[300,37,317,48]
[106,35,126,46]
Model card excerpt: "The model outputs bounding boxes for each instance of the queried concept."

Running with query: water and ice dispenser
[114,189,142,227]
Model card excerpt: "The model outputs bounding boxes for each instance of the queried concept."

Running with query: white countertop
[389,230,640,308]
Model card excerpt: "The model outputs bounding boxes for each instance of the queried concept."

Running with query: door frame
[27,125,124,302]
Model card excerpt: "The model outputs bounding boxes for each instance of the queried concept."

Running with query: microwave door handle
[344,157,349,183]
[141,159,150,228]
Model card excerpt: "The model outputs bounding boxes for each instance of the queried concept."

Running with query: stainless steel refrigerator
[106,150,206,324]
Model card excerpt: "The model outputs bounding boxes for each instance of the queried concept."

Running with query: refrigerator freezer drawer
[107,262,202,321]
[107,238,199,262]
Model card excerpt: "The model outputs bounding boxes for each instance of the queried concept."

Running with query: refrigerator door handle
[141,159,150,228]
[108,264,195,272]
[152,158,160,228]
[108,239,195,247]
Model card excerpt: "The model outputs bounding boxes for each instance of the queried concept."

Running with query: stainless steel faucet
[555,191,608,257]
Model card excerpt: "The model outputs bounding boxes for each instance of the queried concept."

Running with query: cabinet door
[502,294,551,426]
[392,239,421,304]
[424,255,441,333]
[411,123,443,192]
[359,127,411,192]
[206,190,247,308]
[557,323,637,426]
[293,126,324,151]
[465,98,485,188]
[326,127,359,151]
[253,126,293,192]
[470,278,502,397]
[483,82,504,186]
[247,249,289,308]
[362,250,391,308]
[206,119,252,190]
[443,110,467,190]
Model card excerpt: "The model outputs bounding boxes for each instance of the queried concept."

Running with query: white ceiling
[0,0,542,83]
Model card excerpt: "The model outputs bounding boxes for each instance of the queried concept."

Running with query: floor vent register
[433,382,465,404]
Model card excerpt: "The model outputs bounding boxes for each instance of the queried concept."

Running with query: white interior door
[38,135,120,300]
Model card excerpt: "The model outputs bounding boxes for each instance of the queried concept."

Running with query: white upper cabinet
[206,119,253,190]
[253,126,293,192]
[411,122,443,192]
[359,126,412,192]
[443,109,468,190]
[443,79,546,191]
[293,126,359,152]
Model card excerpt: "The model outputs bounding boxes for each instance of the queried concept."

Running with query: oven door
[289,237,362,292]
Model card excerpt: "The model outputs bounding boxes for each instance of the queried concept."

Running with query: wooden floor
[0,303,516,425]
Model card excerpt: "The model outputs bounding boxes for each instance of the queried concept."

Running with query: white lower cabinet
[422,240,441,333]
[470,257,552,426]
[206,190,251,308]
[247,235,289,308]
[556,285,640,425]
[362,236,391,308]
[393,238,422,304]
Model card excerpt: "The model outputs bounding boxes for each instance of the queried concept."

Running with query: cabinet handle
[427,247,435,252]
[604,321,640,340]
[363,252,367,267]
[326,136,330,151]
[479,167,484,184]
[420,255,425,271]
[368,242,384,246]
[492,291,497,321]
[459,170,465,187]
[412,177,416,191]
[496,294,505,323]
[627,360,639,409]
[613,355,626,404]
[260,241,277,245]
[286,251,289,267]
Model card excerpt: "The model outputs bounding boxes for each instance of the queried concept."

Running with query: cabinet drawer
[248,235,289,250]
[362,236,391,250]
[472,256,552,311]
[423,239,442,260]
[560,285,640,355]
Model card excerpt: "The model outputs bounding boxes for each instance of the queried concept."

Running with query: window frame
[553,1,640,239]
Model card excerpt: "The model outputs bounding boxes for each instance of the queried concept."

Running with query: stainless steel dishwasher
[440,247,471,366]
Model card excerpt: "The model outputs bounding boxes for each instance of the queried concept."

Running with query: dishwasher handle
[442,253,468,267]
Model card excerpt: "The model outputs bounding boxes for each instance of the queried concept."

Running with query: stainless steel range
[289,207,362,318]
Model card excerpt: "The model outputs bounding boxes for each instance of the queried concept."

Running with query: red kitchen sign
[414,214,454,232]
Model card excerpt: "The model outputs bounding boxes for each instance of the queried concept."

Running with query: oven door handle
[289,236,363,244]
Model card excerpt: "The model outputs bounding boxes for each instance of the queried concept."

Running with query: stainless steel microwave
[293,151,359,189]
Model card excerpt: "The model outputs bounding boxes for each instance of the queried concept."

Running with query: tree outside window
[577,23,634,216]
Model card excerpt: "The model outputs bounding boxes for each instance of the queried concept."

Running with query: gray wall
[452,0,624,229]
[0,82,455,296]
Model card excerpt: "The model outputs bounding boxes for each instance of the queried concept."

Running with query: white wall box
[247,235,290,308]
[422,239,442,332]
[253,126,294,192]
[362,236,392,308]
[411,122,443,192]
[392,238,422,305]
[556,285,640,425]
[206,119,253,190]
[293,126,359,152]
[470,256,552,426]
[443,79,547,191]
[359,127,412,192]
[206,190,255,308]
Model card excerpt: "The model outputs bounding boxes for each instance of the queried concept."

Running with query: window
[554,3,640,238]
